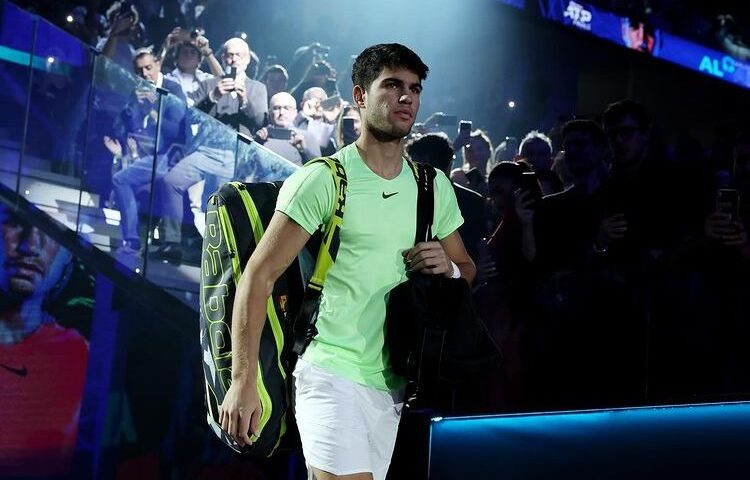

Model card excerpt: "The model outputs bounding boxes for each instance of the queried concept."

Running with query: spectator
[254,92,321,166]
[406,132,486,262]
[451,129,493,195]
[291,59,337,107]
[98,1,145,69]
[335,104,361,149]
[164,41,214,106]
[517,130,563,195]
[156,37,268,264]
[488,136,519,176]
[110,48,186,254]
[260,64,289,100]
[295,87,340,154]
[530,119,611,409]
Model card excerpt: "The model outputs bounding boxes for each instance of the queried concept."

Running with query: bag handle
[406,161,436,245]
[292,156,347,355]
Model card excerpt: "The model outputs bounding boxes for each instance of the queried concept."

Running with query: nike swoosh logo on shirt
[0,363,27,377]
[382,192,399,199]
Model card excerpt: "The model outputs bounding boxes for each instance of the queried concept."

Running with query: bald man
[255,92,321,166]
[155,37,268,265]
[189,37,267,135]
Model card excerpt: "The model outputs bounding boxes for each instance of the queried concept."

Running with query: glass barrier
[0,1,34,192]
[0,3,295,310]
[21,18,94,236]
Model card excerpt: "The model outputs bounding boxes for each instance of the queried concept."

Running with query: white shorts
[293,358,404,480]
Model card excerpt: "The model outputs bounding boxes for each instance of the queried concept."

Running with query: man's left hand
[403,241,452,277]
[235,81,247,105]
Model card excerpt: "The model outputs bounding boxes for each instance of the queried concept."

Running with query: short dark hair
[488,161,523,187]
[351,43,429,91]
[406,133,454,173]
[603,99,650,130]
[176,41,201,58]
[562,119,606,146]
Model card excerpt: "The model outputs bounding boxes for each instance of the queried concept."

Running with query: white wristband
[450,261,461,279]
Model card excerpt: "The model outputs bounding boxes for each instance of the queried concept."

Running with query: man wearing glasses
[156,37,267,265]
[254,92,321,166]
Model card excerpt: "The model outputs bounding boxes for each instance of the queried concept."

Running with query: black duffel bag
[385,163,502,407]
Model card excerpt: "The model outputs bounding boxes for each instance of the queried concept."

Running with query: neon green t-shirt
[276,143,464,390]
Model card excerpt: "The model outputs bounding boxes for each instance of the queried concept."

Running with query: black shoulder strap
[410,161,436,245]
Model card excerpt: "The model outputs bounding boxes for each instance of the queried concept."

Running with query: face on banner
[0,203,92,478]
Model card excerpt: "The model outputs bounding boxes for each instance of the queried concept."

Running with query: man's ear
[352,85,366,108]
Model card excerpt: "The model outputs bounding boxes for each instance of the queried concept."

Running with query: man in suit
[156,37,268,264]
[111,48,186,254]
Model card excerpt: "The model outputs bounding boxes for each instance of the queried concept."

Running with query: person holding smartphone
[156,37,268,265]
[254,92,321,166]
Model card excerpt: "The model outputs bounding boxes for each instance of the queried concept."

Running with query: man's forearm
[229,269,274,386]
[205,53,224,77]
[457,259,477,284]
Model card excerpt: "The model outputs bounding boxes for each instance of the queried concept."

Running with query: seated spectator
[254,92,321,166]
[406,132,485,262]
[260,64,289,100]
[110,48,186,254]
[156,37,268,264]
[451,128,493,195]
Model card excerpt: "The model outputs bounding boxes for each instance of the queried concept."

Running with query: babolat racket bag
[199,157,345,457]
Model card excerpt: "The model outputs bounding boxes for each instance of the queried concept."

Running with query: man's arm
[219,211,311,446]
[239,80,268,132]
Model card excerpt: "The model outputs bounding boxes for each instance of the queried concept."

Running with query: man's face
[606,114,648,166]
[563,131,600,175]
[223,40,250,73]
[265,71,287,97]
[465,137,491,171]
[134,54,160,84]
[269,96,297,128]
[361,66,422,141]
[177,45,201,73]
[521,139,553,172]
[0,208,62,299]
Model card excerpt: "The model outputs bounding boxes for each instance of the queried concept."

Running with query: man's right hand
[110,14,135,38]
[213,78,236,99]
[254,127,268,142]
[219,380,262,447]
[705,212,746,247]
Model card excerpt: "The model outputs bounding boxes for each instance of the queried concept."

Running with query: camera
[267,126,293,140]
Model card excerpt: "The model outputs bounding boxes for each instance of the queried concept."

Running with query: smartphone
[518,172,543,201]
[342,117,358,144]
[717,188,740,221]
[320,95,341,110]
[459,120,472,134]
[223,66,237,79]
[267,126,293,140]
